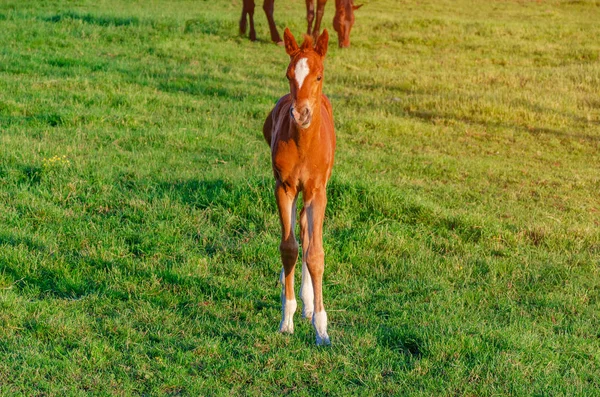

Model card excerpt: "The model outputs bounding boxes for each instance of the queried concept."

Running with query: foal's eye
[317,75,322,81]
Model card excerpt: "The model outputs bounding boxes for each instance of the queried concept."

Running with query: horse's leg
[299,206,314,321]
[240,0,249,34]
[311,0,327,41]
[303,186,330,345]
[263,0,282,44]
[305,0,315,37]
[275,181,299,334]
[246,0,257,41]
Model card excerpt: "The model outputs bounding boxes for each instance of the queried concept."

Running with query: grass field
[1,0,599,395]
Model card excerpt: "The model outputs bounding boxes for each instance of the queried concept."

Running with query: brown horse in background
[263,28,335,345]
[333,0,363,48]
[240,0,282,44]
[240,0,362,47]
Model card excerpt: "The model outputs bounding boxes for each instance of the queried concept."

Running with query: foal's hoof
[279,323,294,334]
[312,311,329,346]
[302,311,313,321]
[315,333,331,346]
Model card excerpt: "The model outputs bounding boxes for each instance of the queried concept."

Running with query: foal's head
[283,28,329,130]
[333,0,362,48]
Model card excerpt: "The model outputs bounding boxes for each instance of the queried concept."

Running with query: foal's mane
[300,34,314,51]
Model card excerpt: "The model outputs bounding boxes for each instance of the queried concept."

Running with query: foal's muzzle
[290,106,312,129]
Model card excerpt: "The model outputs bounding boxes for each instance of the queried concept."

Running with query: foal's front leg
[304,187,330,345]
[275,182,298,334]
[299,207,314,321]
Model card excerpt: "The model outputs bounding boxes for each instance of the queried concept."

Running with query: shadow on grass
[0,113,74,129]
[183,16,236,36]
[131,67,275,103]
[405,108,600,143]
[155,74,253,101]
[0,239,117,299]
[0,231,245,304]
[327,178,485,242]
[42,10,237,37]
[157,178,274,211]
[377,325,427,360]
[42,11,140,27]
[157,176,493,267]
[0,177,276,299]
[0,232,46,252]
[158,176,474,237]
[339,79,599,143]
[512,97,599,127]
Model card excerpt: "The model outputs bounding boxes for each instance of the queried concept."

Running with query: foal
[263,28,335,345]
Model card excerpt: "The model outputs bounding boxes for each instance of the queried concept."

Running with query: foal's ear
[315,29,329,58]
[353,4,363,11]
[284,28,299,57]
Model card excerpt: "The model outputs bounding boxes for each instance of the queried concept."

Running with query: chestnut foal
[263,28,335,345]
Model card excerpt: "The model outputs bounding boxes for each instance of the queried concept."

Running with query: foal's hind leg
[275,182,299,333]
[299,206,314,321]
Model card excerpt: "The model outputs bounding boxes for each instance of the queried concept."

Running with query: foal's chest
[272,140,331,189]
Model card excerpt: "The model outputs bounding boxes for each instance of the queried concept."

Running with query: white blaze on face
[295,58,310,89]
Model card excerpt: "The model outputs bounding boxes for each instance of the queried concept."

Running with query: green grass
[1,0,599,394]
